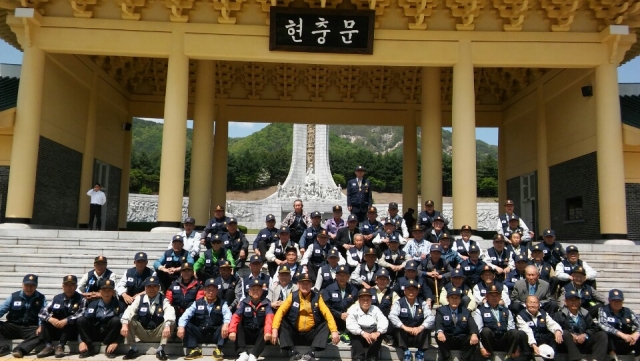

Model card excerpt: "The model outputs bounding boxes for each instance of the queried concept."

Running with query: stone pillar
[595,63,628,239]
[210,105,228,212]
[189,60,216,227]
[118,118,133,230]
[536,84,550,234]
[403,111,418,213]
[77,72,98,228]
[421,67,443,211]
[154,32,189,230]
[498,125,507,207]
[2,44,45,226]
[451,40,477,229]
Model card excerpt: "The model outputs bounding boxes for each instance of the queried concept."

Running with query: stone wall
[626,183,640,241]
[0,166,8,224]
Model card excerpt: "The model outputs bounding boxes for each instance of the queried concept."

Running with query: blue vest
[498,214,510,234]
[318,264,338,290]
[487,248,511,269]
[223,231,245,256]
[309,240,332,267]
[7,291,45,326]
[369,288,394,316]
[540,242,564,267]
[163,249,188,269]
[397,298,424,327]
[518,309,551,339]
[137,294,166,330]
[203,248,228,276]
[191,298,224,329]
[48,292,83,321]
[169,279,201,312]
[601,305,635,334]
[560,259,584,275]
[563,284,597,307]
[125,267,152,296]
[286,291,323,327]
[358,264,381,287]
[322,282,357,314]
[242,273,269,296]
[85,269,113,293]
[238,298,270,331]
[477,281,505,298]
[438,306,472,337]
[459,259,486,286]
[478,304,508,334]
[454,239,477,257]
[361,221,382,236]
[348,247,365,265]
[84,298,121,324]
[382,249,407,266]
[272,241,291,261]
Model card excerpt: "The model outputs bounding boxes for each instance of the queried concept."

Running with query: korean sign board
[269,7,375,54]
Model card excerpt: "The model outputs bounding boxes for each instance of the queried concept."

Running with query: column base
[3,217,31,224]
[151,221,182,233]
[595,236,634,246]
[600,233,628,240]
[0,222,33,229]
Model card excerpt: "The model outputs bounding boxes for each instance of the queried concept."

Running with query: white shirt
[346,304,389,335]
[171,230,202,258]
[87,189,106,205]
[516,310,562,345]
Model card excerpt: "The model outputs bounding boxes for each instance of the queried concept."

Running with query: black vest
[487,248,511,269]
[223,232,245,255]
[7,291,45,326]
[601,305,635,334]
[84,298,121,324]
[564,284,597,306]
[125,267,153,296]
[191,298,224,329]
[438,306,472,337]
[397,297,424,327]
[348,247,365,265]
[498,214,510,234]
[163,249,188,269]
[85,269,113,293]
[358,264,381,287]
[478,304,509,334]
[137,294,166,330]
[48,292,83,321]
[454,239,477,257]
[203,248,228,276]
[272,241,293,261]
[287,291,322,327]
[169,279,201,312]
[540,242,564,267]
[518,309,551,339]
[369,288,394,316]
[290,215,308,241]
[361,220,382,236]
[238,298,270,331]
[309,240,332,267]
[477,281,505,298]
[382,249,407,266]
[242,273,269,296]
[322,283,357,314]
[459,259,486,286]
[560,259,584,275]
[318,265,338,290]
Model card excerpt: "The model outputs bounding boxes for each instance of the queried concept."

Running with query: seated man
[458,245,486,287]
[346,289,389,361]
[453,225,482,261]
[350,247,382,290]
[78,256,117,301]
[510,265,557,316]
[267,266,298,310]
[177,278,231,361]
[438,269,477,312]
[417,200,444,231]
[270,273,340,361]
[265,227,301,278]
[37,275,86,359]
[361,206,383,249]
[388,280,435,361]
[176,217,202,261]
[515,295,563,361]
[505,254,528,293]
[403,225,431,263]
[472,266,510,307]
[325,205,346,243]
[484,234,514,283]
[387,202,409,238]
[243,256,271,298]
[558,266,604,318]
[528,244,556,285]
[301,229,345,281]
[372,218,406,255]
[435,287,479,361]
[377,234,408,284]
[553,289,607,361]
[598,289,640,359]
[368,269,398,345]
[0,274,46,358]
[116,252,155,305]
[254,214,279,263]
[275,246,302,280]
[166,263,204,320]
[421,244,453,296]
[322,265,358,343]
[555,245,597,290]
[506,231,529,260]
[120,276,176,361]
[76,279,124,358]
[223,218,249,270]
[502,214,532,245]
[393,261,433,306]
[473,284,522,360]
[335,214,360,257]
[424,215,447,243]
[314,249,342,291]
[214,261,243,311]
[539,229,565,269]
[155,236,195,291]
[299,211,325,253]
[346,233,367,271]
[438,233,463,269]
[201,205,231,249]
[229,280,274,361]
[194,234,234,281]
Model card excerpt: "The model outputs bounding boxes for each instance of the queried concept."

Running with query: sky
[3,39,640,145]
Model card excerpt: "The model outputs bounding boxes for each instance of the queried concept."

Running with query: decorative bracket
[351,0,391,27]
[398,0,438,30]
[115,0,146,20]
[165,0,194,22]
[70,0,98,18]
[540,0,583,31]
[492,0,533,31]
[212,0,245,24]
[446,0,486,30]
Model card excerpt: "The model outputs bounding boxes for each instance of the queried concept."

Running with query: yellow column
[210,105,228,212]
[189,61,216,227]
[155,31,189,229]
[3,44,45,225]
[451,40,477,229]
[498,125,507,207]
[536,84,550,233]
[403,111,418,213]
[118,120,133,230]
[77,72,98,227]
[595,63,628,239]
[421,67,443,211]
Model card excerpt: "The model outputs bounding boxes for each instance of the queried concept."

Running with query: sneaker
[54,345,65,358]
[212,347,223,361]
[78,346,94,359]
[12,349,24,358]
[155,349,168,361]
[248,355,257,361]
[340,333,351,343]
[236,352,250,361]
[415,351,424,361]
[123,349,139,360]
[0,346,9,357]
[288,350,302,361]
[300,353,315,361]
[403,351,412,361]
[185,348,203,360]
[37,346,55,358]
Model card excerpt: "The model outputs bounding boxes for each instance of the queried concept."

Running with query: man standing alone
[87,183,106,230]
[347,166,372,225]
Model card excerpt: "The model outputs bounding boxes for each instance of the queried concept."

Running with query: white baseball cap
[538,344,555,360]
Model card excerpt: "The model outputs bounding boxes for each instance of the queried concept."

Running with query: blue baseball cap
[609,289,624,301]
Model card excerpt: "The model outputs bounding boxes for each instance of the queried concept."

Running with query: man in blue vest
[166,263,204,320]
[214,261,243,311]
[473,284,522,359]
[558,266,604,318]
[515,295,563,361]
[77,256,117,301]
[178,278,231,361]
[120,276,176,360]
[555,245,597,291]
[598,289,640,359]
[155,236,195,291]
[116,252,155,305]
[229,280,274,361]
[201,205,231,248]
[242,256,271,298]
[361,207,382,248]
[0,274,47,358]
[388,280,434,361]
[435,287,479,361]
[417,200,444,231]
[223,218,249,271]
[347,165,372,225]
[36,275,86,358]
[254,214,279,263]
[322,265,358,343]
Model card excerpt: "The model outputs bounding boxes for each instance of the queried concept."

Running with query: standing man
[87,183,106,230]
[417,200,443,231]
[496,200,534,240]
[347,165,372,225]
[281,199,312,249]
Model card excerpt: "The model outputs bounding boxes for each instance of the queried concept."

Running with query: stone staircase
[0,230,638,361]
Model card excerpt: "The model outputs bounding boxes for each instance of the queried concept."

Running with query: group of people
[1,167,638,361]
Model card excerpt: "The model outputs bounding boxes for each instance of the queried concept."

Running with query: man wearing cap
[473,283,522,359]
[503,214,532,245]
[271,272,340,361]
[229,280,274,361]
[178,278,232,361]
[0,274,47,358]
[505,254,529,292]
[510,265,557,316]
[539,228,566,268]
[425,215,449,243]
[243,256,271,298]
[214,261,244,311]
[175,217,202,260]
[194,234,234,281]
[372,217,406,256]
[281,199,312,248]
[346,233,367,271]
[553,289,608,361]
[201,205,231,248]
[156,236,195,291]
[458,245,487,287]
[393,261,433,306]
[454,225,482,260]
[361,207,382,247]
[368,269,398,345]
[515,295,563,361]
[389,279,435,361]
[350,248,382,290]
[117,252,156,305]
[37,275,86,358]
[222,218,249,270]
[438,233,464,269]
[78,255,118,301]
[598,289,640,359]
[346,288,388,361]
[76,279,124,358]
[335,214,360,255]
[254,214,279,263]
[301,228,346,280]
[422,244,453,297]
[404,225,432,262]
[484,234,514,282]
[438,269,477,311]
[529,244,556,283]
[120,276,176,361]
[266,226,302,277]
[347,166,372,224]
[377,234,408,284]
[559,266,604,318]
[300,211,325,253]
[555,245,597,290]
[472,266,510,307]
[496,200,533,240]
[325,205,346,241]
[314,249,343,291]
[276,247,302,280]
[435,286,479,361]
[267,266,299,310]
[323,265,358,343]
[387,202,409,238]
[167,263,204,320]
[417,200,444,231]
[506,231,529,260]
